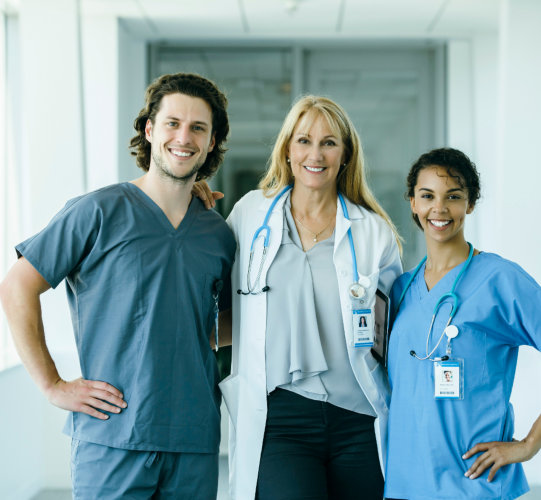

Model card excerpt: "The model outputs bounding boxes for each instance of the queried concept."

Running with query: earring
[286,158,291,164]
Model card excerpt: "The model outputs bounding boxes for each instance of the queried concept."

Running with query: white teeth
[170,150,192,157]
[305,166,324,172]
[430,220,451,227]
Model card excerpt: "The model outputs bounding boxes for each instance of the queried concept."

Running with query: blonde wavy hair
[259,95,402,249]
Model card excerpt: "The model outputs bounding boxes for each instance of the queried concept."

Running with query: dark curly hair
[406,147,481,229]
[129,73,229,180]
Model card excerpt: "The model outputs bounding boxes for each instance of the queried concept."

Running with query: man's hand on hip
[46,377,127,420]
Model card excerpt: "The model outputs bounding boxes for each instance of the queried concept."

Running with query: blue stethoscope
[396,242,474,361]
[238,184,364,296]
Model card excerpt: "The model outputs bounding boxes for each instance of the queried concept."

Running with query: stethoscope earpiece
[410,350,449,362]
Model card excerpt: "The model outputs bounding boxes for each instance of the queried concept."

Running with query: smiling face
[287,113,345,195]
[145,93,215,184]
[410,166,474,245]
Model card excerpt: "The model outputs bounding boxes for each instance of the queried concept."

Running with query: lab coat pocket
[219,374,240,431]
[369,360,391,409]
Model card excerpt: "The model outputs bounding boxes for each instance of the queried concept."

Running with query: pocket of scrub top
[450,325,488,391]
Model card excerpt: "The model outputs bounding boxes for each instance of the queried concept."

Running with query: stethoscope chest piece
[401,242,473,362]
[444,324,459,340]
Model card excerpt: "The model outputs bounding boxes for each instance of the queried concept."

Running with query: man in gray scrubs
[0,73,236,499]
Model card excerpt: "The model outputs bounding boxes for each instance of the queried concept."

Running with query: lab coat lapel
[334,195,364,259]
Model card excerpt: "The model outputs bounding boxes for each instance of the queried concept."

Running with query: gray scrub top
[265,197,374,416]
[16,182,236,453]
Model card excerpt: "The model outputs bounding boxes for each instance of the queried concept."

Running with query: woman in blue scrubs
[385,148,541,500]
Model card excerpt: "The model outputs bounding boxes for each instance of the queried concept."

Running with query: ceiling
[78,0,500,40]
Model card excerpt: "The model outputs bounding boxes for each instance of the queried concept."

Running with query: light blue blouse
[265,196,374,416]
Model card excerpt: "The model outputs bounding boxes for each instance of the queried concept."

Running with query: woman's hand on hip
[463,439,535,481]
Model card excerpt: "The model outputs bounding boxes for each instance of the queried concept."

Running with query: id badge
[352,308,373,347]
[434,359,464,400]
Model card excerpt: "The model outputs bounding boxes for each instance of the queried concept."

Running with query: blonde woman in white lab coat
[217,96,402,499]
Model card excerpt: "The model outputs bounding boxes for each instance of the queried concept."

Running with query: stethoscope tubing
[242,185,358,295]
[397,242,474,361]
[249,185,293,252]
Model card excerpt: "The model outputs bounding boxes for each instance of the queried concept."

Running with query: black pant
[256,388,384,500]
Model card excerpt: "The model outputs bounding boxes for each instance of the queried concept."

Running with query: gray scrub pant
[71,439,218,500]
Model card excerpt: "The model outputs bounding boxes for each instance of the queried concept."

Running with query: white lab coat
[219,189,402,500]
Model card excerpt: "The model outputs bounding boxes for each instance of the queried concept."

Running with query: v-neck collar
[124,182,198,236]
[413,259,468,306]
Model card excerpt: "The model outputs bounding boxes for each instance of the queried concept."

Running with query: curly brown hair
[129,73,229,180]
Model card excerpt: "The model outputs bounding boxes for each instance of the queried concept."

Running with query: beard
[152,150,204,184]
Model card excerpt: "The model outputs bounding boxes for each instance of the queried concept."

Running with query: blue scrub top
[385,252,541,500]
[16,182,236,453]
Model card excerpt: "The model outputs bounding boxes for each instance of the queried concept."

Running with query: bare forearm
[0,257,126,418]
[0,266,59,396]
[463,413,541,481]
[522,413,541,459]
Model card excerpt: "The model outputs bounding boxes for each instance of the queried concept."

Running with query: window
[0,11,21,370]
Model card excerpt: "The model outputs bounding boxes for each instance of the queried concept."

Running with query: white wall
[498,0,541,485]
[0,366,43,499]
[496,0,541,277]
